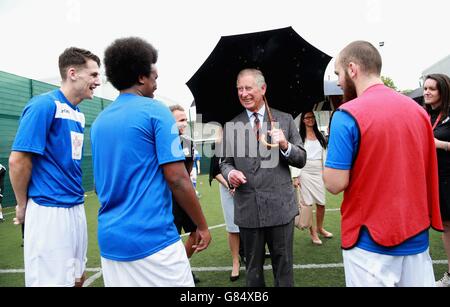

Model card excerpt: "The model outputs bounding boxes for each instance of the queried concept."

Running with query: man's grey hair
[169,104,185,113]
[237,68,266,89]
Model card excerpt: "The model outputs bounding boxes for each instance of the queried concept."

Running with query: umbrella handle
[261,95,279,148]
[260,134,279,148]
[263,95,275,124]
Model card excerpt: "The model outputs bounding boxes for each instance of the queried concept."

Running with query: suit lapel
[238,111,250,125]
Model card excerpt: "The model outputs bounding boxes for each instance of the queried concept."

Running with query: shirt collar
[246,104,266,119]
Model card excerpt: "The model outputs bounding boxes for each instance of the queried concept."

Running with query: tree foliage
[381,76,398,91]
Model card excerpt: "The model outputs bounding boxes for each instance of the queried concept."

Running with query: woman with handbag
[291,111,332,245]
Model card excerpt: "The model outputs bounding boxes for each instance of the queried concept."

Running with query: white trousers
[101,240,194,287]
[343,247,436,287]
[24,199,87,287]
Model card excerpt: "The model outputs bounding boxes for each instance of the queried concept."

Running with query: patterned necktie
[253,112,260,141]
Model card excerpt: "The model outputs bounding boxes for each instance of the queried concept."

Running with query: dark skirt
[439,177,450,221]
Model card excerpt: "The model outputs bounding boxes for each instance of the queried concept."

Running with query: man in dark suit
[220,68,306,287]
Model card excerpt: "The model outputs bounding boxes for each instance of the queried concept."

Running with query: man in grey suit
[220,69,306,287]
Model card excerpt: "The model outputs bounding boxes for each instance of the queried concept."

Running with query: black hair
[104,37,158,90]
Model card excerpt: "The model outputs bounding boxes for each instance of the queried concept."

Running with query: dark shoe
[192,273,200,284]
[230,273,240,282]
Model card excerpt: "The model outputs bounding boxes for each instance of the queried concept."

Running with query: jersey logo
[54,100,85,128]
[71,131,84,160]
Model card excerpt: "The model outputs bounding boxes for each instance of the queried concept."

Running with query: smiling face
[423,78,441,109]
[303,112,316,127]
[237,73,266,113]
[172,109,188,135]
[72,59,101,100]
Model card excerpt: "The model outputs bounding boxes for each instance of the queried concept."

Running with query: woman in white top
[291,111,332,245]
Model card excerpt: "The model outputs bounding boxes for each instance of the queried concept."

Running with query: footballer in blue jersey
[9,47,101,287]
[92,37,210,287]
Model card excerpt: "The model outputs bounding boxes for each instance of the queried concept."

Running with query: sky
[0,0,449,111]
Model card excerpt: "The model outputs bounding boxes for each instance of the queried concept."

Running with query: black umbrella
[186,26,332,126]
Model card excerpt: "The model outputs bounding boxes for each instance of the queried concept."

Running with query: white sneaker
[436,272,450,287]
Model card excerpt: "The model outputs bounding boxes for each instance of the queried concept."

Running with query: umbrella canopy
[187,27,332,125]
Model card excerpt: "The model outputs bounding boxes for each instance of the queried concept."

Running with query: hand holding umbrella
[267,126,288,150]
[259,95,282,148]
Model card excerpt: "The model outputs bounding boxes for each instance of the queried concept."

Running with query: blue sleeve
[324,110,359,170]
[12,96,56,155]
[153,104,185,165]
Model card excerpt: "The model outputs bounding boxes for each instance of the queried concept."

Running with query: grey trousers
[239,219,295,287]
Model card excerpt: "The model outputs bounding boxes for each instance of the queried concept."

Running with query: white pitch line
[0,268,101,274]
[83,270,103,287]
[191,264,344,272]
[1,260,448,275]
[180,209,339,238]
[86,268,102,272]
[191,260,448,271]
[324,208,340,212]
[1,206,340,218]
[431,260,448,265]
[181,223,226,237]
[0,269,24,273]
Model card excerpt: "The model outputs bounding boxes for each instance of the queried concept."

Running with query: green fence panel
[0,72,31,117]
[0,118,19,159]
[81,156,94,193]
[31,80,58,96]
[101,98,113,109]
[79,96,103,126]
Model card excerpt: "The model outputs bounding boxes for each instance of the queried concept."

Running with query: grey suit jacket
[220,108,306,228]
